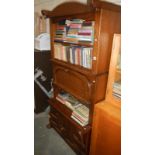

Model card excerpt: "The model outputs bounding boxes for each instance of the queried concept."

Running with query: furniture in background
[34,12,50,37]
[34,49,53,113]
[90,34,121,155]
[42,1,120,154]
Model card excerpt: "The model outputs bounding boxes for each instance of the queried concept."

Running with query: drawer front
[53,65,93,101]
[50,108,68,137]
[70,126,90,154]
[49,106,90,155]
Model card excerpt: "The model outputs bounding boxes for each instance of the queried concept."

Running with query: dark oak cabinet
[42,1,120,154]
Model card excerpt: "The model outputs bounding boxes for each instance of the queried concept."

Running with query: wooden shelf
[48,98,91,131]
[54,40,94,47]
[53,83,91,106]
[51,59,94,76]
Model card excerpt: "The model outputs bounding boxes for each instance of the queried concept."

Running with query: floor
[34,107,76,155]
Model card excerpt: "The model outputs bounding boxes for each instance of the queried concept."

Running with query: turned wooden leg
[46,112,52,129]
[46,123,52,129]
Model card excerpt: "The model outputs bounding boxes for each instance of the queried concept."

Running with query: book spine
[72,112,88,122]
[56,96,65,104]
[71,115,86,126]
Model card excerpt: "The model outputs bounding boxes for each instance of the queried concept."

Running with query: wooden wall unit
[90,34,121,155]
[42,1,120,155]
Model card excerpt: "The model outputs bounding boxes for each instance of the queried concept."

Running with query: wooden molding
[42,1,120,18]
[42,2,94,18]
[92,0,121,12]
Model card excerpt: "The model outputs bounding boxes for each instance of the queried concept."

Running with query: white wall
[35,0,87,15]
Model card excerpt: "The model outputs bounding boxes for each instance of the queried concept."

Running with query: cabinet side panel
[96,9,121,74]
[90,103,121,155]
[50,21,55,60]
[93,74,108,103]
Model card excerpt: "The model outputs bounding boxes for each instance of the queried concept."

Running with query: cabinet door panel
[53,65,93,102]
[49,105,91,155]
[50,108,68,137]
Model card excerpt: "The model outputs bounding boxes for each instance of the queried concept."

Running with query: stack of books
[66,19,84,43]
[56,91,89,126]
[113,80,121,99]
[54,19,95,44]
[71,104,89,127]
[54,43,70,61]
[78,21,95,43]
[69,46,92,69]
[54,43,92,69]
[56,92,82,110]
[55,19,67,41]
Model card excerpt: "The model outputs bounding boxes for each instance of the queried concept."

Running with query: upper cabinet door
[106,34,121,106]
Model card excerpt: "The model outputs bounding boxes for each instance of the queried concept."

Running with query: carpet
[34,111,76,155]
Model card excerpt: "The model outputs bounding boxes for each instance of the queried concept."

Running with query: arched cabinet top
[42,1,120,18]
[42,2,95,18]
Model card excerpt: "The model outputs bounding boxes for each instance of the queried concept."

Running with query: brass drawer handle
[64,69,69,72]
[51,113,58,119]
[60,127,65,131]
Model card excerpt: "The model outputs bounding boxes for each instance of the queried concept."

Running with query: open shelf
[54,40,94,47]
[48,98,91,131]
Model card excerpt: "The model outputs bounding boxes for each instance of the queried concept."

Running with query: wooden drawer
[50,107,68,137]
[53,65,93,102]
[70,125,91,154]
[50,106,91,155]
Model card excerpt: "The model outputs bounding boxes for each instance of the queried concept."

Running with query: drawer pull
[51,113,57,119]
[73,134,79,141]
[51,120,57,126]
[60,127,65,131]
[73,131,84,143]
[64,69,69,72]
[73,133,85,148]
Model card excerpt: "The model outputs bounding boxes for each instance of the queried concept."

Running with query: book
[113,80,121,99]
[56,91,82,110]
[56,91,89,126]
[72,111,89,122]
[71,115,88,126]
[74,105,89,117]
[54,19,95,44]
